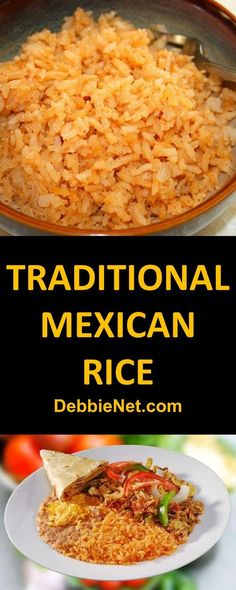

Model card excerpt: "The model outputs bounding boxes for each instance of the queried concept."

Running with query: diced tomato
[124,471,178,496]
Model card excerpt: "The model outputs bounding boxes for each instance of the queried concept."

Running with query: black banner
[0,236,235,434]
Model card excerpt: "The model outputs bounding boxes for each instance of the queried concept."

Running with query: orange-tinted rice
[0,8,235,229]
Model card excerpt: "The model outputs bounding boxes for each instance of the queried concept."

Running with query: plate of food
[4,444,230,579]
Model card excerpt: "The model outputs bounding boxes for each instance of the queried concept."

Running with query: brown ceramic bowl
[0,0,235,235]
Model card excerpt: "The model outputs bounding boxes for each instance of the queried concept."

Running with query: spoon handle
[198,59,236,83]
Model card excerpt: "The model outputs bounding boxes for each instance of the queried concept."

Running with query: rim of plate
[4,445,231,580]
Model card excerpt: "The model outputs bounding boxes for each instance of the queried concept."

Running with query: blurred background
[0,434,236,590]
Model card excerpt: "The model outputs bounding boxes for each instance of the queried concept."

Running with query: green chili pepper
[158,491,176,527]
[123,463,149,473]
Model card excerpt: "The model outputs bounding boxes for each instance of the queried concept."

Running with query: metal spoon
[150,29,236,83]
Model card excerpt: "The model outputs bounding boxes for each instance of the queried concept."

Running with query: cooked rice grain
[0,8,235,229]
[37,498,178,564]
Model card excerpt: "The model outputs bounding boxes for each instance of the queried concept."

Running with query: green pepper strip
[158,491,176,527]
[123,463,149,473]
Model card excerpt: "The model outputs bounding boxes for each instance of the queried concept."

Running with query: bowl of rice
[0,0,235,235]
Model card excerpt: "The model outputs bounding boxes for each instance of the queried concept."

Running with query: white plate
[4,445,230,580]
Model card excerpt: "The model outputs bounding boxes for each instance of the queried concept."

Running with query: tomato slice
[108,462,134,472]
[105,462,135,482]
[124,471,178,495]
[106,468,123,482]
